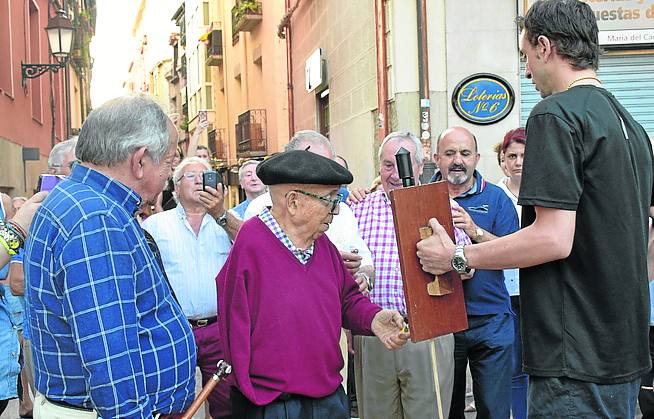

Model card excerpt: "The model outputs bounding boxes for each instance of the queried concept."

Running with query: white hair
[284,130,336,159]
[48,136,78,169]
[238,160,260,181]
[378,131,424,165]
[172,156,212,183]
[76,94,171,167]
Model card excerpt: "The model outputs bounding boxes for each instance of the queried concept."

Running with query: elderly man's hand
[346,187,370,205]
[12,191,48,233]
[353,273,368,294]
[417,218,456,275]
[200,184,225,219]
[371,309,410,350]
[340,250,362,274]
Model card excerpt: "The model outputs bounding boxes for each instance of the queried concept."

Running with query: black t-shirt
[519,85,653,384]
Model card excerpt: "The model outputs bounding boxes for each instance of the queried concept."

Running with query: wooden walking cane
[180,360,232,419]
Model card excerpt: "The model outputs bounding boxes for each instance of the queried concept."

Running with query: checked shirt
[259,207,314,264]
[25,165,196,418]
[351,190,470,315]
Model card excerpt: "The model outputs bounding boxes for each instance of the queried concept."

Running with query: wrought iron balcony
[206,29,223,66]
[231,0,262,37]
[235,109,267,158]
[209,128,227,160]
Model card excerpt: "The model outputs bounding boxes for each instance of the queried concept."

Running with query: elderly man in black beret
[216,150,409,419]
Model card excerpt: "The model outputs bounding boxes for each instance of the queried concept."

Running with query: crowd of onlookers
[0,102,533,419]
[1,1,653,418]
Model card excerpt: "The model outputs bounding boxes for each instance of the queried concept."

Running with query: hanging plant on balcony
[234,0,261,21]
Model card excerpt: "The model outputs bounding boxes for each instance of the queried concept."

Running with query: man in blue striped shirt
[143,156,233,418]
[25,95,197,418]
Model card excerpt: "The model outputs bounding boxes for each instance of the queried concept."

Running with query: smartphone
[37,174,65,192]
[198,109,208,126]
[202,170,218,191]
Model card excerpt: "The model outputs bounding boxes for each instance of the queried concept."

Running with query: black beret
[256,150,353,186]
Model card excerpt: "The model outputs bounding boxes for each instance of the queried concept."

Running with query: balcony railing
[231,0,262,38]
[235,109,266,158]
[209,128,227,160]
[165,67,179,84]
[206,29,223,66]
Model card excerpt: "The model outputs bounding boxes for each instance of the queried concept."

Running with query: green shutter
[520,55,654,136]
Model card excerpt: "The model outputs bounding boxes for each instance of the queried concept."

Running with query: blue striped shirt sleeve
[59,213,153,418]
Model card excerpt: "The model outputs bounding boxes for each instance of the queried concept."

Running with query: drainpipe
[241,36,249,108]
[417,0,431,156]
[64,63,71,139]
[285,0,295,138]
[374,0,389,140]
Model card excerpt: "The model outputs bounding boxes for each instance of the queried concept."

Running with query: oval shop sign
[452,74,515,125]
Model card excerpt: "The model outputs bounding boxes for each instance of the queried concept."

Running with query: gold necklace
[567,76,602,90]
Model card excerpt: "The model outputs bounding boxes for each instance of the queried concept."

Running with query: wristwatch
[451,244,470,274]
[216,212,228,226]
[472,227,484,242]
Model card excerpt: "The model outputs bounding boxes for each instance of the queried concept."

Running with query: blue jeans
[528,376,640,418]
[510,297,528,419]
[450,313,513,419]
[639,326,654,418]
[0,291,20,402]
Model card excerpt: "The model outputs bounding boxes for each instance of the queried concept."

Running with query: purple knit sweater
[217,217,381,406]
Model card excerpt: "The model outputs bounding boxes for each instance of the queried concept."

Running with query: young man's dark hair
[521,0,602,70]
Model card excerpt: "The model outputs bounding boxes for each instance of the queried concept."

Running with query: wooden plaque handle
[419,227,454,296]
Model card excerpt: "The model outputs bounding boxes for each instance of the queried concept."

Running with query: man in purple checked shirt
[350,131,471,419]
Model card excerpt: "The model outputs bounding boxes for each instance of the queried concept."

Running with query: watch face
[451,256,467,272]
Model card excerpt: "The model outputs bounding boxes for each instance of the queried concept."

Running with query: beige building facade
[211,0,289,157]
[290,0,380,189]
[288,0,523,189]
[159,0,653,201]
[288,0,654,189]
[205,0,288,204]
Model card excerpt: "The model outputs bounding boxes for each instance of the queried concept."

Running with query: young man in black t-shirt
[415,1,653,417]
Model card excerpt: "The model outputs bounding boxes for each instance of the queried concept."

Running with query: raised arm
[185,118,209,158]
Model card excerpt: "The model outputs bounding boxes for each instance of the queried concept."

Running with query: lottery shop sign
[451,73,515,125]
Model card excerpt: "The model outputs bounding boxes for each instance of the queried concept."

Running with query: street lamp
[21,9,74,88]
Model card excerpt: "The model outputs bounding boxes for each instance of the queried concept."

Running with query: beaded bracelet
[0,221,24,256]
[6,220,27,242]
[0,236,13,255]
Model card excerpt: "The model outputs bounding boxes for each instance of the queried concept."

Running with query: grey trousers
[355,334,454,419]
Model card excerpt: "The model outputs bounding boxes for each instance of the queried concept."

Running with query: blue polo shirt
[231,198,251,219]
[432,171,519,315]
